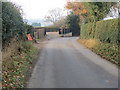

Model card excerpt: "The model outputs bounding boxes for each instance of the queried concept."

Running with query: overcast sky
[9,0,67,20]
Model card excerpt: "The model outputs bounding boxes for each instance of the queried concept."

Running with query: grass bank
[78,39,119,65]
[2,39,38,88]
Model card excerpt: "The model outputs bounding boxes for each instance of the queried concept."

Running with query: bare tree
[44,8,65,24]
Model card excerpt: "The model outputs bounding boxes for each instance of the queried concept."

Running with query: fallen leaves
[78,39,119,65]
[2,41,38,88]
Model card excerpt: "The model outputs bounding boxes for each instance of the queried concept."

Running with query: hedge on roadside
[80,22,95,39]
[45,27,59,32]
[95,18,119,44]
[80,18,119,44]
[2,2,25,43]
[2,2,34,47]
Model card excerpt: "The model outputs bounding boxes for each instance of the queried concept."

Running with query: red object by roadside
[27,34,33,40]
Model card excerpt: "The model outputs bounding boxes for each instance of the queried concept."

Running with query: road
[27,32,118,88]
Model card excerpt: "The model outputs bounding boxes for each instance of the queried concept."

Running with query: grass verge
[2,39,38,88]
[78,39,119,66]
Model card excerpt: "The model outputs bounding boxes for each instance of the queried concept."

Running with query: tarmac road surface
[27,32,118,88]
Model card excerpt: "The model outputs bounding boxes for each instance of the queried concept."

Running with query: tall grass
[2,40,38,88]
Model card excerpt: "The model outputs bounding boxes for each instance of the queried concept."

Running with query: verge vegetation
[2,40,37,88]
[65,1,119,65]
[2,1,38,88]
[79,18,119,65]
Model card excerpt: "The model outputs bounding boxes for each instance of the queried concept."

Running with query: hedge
[95,18,119,44]
[2,2,34,46]
[80,22,95,39]
[80,18,119,44]
[2,2,25,43]
[45,27,59,32]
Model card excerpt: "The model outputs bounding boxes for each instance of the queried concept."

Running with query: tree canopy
[65,2,117,23]
[66,12,80,36]
[85,2,117,22]
[2,1,33,46]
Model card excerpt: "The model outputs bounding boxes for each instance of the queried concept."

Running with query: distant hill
[25,19,43,26]
[32,22,41,27]
[24,19,52,27]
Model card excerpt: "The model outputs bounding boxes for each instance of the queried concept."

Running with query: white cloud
[9,0,67,19]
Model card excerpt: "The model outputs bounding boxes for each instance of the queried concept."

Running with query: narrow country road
[27,32,118,88]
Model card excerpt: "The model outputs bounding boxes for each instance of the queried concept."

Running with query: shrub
[2,40,37,88]
[2,2,25,43]
[79,39,119,64]
[80,18,119,45]
[2,2,34,46]
[45,27,59,32]
[92,42,119,63]
[95,18,119,44]
[80,22,95,39]
[80,18,119,65]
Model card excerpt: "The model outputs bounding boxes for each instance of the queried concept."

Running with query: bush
[80,18,119,65]
[92,42,119,62]
[2,2,25,43]
[80,18,119,44]
[2,2,34,46]
[78,39,119,64]
[80,22,95,39]
[45,27,59,32]
[2,1,37,88]
[2,40,37,88]
[95,18,119,44]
